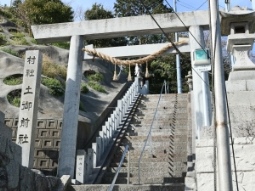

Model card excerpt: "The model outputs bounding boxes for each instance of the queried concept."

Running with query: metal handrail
[138,80,167,184]
[108,145,129,191]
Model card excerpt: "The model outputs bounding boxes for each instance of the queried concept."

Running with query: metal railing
[108,145,129,191]
[137,80,167,184]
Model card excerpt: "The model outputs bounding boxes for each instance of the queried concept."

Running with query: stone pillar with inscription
[16,50,42,168]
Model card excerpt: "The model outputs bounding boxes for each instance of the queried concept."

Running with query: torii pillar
[57,36,84,177]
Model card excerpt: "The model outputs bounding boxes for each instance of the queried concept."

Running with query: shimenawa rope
[82,40,188,66]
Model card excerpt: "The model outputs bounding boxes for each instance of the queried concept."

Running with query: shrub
[3,74,23,85]
[7,89,21,107]
[42,55,67,79]
[52,42,70,49]
[79,102,86,112]
[1,48,20,57]
[0,34,7,45]
[10,32,29,45]
[41,77,65,96]
[81,83,89,94]
[87,72,104,82]
[88,81,106,93]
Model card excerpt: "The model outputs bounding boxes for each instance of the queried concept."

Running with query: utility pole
[209,0,233,190]
[173,0,182,94]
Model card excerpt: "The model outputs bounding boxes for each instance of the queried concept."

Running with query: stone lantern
[221,7,255,75]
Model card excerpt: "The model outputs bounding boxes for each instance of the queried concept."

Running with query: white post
[174,0,182,94]
[16,50,42,168]
[202,72,211,126]
[209,0,233,190]
[58,35,84,178]
[76,150,86,183]
[189,26,211,138]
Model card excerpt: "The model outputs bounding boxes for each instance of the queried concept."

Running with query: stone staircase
[69,93,189,191]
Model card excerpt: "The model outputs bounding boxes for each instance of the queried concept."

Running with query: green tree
[85,3,113,20]
[114,0,172,45]
[114,0,171,17]
[149,53,191,93]
[84,3,127,47]
[12,0,73,34]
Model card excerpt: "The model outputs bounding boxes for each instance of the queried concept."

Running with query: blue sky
[0,0,253,20]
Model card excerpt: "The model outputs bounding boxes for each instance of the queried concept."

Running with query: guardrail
[76,77,140,184]
[107,145,129,191]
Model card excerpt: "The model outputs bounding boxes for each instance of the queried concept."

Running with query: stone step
[132,119,188,126]
[129,124,188,130]
[139,100,187,107]
[70,184,185,191]
[122,135,173,142]
[102,176,185,185]
[138,102,188,110]
[135,107,188,114]
[134,113,188,121]
[126,130,187,136]
[143,94,187,100]
[108,160,186,167]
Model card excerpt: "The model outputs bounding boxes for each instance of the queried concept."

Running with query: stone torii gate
[31,10,211,178]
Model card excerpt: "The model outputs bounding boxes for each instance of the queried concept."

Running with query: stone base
[228,70,255,81]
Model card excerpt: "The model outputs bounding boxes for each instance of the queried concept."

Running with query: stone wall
[196,137,255,191]
[4,118,62,175]
[0,112,61,191]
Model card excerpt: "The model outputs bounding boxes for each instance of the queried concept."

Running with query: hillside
[0,12,128,127]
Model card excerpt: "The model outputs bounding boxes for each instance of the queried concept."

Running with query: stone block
[54,139,61,148]
[0,136,7,155]
[35,139,42,148]
[50,129,61,138]
[196,139,214,147]
[34,149,46,158]
[197,173,216,191]
[231,145,255,171]
[34,173,49,191]
[37,158,50,168]
[57,175,71,191]
[42,139,54,148]
[46,119,58,129]
[5,138,21,164]
[246,80,255,91]
[19,166,36,191]
[37,120,46,128]
[228,70,255,81]
[45,149,59,159]
[12,127,17,139]
[4,118,13,128]
[12,119,19,128]
[0,111,4,123]
[6,160,19,190]
[196,147,214,173]
[0,122,12,140]
[233,137,255,144]
[38,129,50,138]
[225,80,246,92]
[48,158,58,169]
[57,120,63,129]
